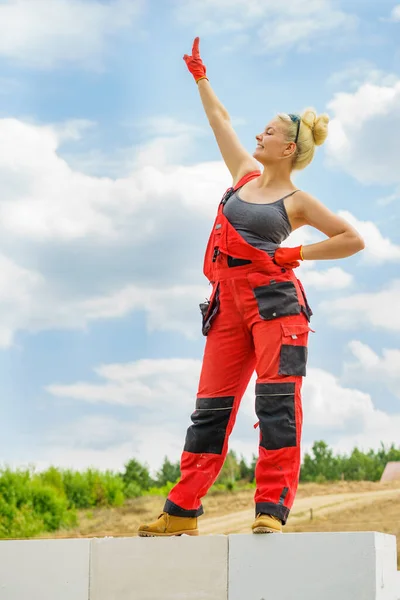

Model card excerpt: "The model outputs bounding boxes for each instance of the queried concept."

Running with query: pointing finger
[192,37,200,58]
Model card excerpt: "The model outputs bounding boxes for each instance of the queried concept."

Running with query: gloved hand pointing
[183,37,208,83]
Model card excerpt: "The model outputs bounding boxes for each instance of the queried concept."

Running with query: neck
[257,164,293,190]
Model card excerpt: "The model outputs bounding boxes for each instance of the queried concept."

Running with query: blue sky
[0,0,399,476]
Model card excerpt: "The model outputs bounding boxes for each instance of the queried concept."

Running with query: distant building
[380,462,400,483]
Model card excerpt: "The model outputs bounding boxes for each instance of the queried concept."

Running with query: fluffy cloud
[345,340,400,399]
[0,0,144,69]
[303,367,375,429]
[175,0,357,54]
[0,253,44,347]
[13,420,186,475]
[19,358,397,472]
[327,60,399,90]
[47,358,202,411]
[319,280,400,332]
[38,357,258,472]
[299,266,353,290]
[325,78,400,185]
[388,5,400,22]
[0,117,229,346]
[0,115,370,346]
[338,211,400,264]
[302,366,400,456]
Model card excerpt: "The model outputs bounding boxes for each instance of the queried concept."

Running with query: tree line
[1,440,399,539]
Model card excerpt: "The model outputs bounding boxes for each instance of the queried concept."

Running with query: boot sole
[252,527,282,534]
[138,529,199,537]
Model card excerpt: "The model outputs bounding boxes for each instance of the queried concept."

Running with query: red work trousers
[164,255,312,525]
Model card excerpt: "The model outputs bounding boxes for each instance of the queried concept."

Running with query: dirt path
[200,488,400,535]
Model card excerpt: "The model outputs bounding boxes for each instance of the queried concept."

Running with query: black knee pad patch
[255,382,296,450]
[184,396,234,454]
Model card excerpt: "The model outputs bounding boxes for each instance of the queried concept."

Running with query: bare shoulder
[293,190,356,237]
[294,190,327,212]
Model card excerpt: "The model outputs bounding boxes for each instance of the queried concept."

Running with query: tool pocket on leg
[279,322,311,377]
[252,280,301,320]
[200,283,220,336]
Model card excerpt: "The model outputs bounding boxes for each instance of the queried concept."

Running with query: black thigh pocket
[253,281,301,320]
[255,382,296,450]
[184,396,234,454]
[278,322,310,377]
[200,283,220,336]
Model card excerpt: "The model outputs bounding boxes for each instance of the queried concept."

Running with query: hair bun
[301,108,329,146]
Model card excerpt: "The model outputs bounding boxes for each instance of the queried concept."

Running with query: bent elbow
[356,235,365,252]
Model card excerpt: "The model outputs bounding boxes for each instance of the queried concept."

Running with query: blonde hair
[277,108,329,171]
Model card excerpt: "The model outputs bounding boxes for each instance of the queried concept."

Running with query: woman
[138,38,364,537]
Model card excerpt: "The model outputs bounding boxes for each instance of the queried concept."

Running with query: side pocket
[253,281,301,320]
[278,322,311,377]
[297,278,313,322]
[200,283,220,336]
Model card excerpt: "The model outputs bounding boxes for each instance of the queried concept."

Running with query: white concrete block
[89,535,228,600]
[394,572,400,600]
[375,533,398,599]
[228,532,398,600]
[0,539,90,600]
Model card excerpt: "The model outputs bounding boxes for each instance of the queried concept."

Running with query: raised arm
[183,38,259,185]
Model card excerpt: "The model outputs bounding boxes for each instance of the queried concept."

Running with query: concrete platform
[229,532,398,600]
[0,538,90,600]
[0,532,398,599]
[90,535,228,600]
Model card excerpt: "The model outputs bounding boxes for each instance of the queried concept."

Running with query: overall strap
[220,170,261,207]
[233,170,261,191]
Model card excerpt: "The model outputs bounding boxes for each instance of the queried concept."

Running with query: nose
[256,133,262,142]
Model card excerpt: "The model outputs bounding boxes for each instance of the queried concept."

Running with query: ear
[283,141,297,158]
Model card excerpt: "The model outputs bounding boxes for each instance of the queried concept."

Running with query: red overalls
[164,171,313,525]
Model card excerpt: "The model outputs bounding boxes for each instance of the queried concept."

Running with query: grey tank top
[223,189,298,257]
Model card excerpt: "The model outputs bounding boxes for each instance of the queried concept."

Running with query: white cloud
[175,0,357,55]
[17,358,398,473]
[327,60,399,90]
[299,266,353,290]
[388,4,400,22]
[0,114,355,346]
[0,254,44,347]
[330,412,400,456]
[0,116,231,346]
[0,0,144,69]
[46,358,202,411]
[3,114,397,346]
[338,211,400,264]
[319,280,400,332]
[345,340,400,399]
[302,366,400,456]
[325,79,400,184]
[303,367,376,429]
[12,421,186,475]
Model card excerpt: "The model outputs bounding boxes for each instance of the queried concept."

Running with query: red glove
[183,37,208,83]
[274,246,304,269]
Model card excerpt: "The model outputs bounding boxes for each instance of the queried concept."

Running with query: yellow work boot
[138,512,199,537]
[252,513,282,534]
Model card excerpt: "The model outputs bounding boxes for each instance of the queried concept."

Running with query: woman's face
[253,119,293,165]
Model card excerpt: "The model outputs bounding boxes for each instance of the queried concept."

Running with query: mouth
[256,144,264,149]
